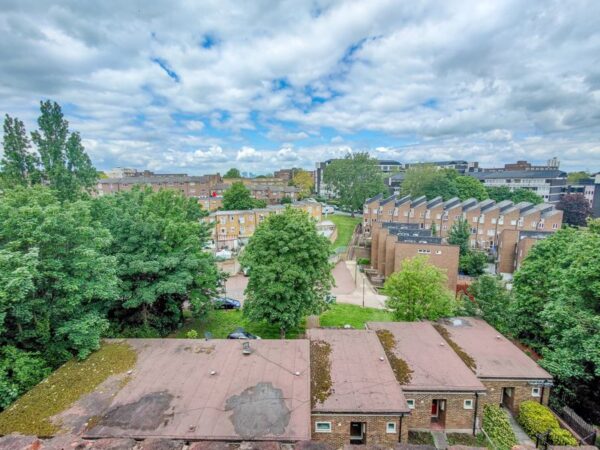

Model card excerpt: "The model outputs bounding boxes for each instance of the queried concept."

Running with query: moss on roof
[0,342,137,436]
[310,340,332,408]
[376,329,413,385]
[433,323,477,372]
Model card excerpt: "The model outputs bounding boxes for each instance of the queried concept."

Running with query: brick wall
[393,243,460,292]
[497,229,519,273]
[311,414,408,447]
[479,380,550,414]
[403,392,479,432]
[384,235,398,278]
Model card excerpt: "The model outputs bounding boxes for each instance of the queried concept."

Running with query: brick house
[367,322,487,433]
[370,222,460,291]
[496,229,554,274]
[308,329,411,447]
[437,317,553,414]
[363,195,563,261]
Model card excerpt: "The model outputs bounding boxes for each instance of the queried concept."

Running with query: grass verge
[0,343,136,436]
[171,303,393,338]
[328,215,361,250]
[447,432,488,447]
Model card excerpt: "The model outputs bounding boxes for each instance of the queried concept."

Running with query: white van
[322,205,335,214]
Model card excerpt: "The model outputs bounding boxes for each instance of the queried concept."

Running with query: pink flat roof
[307,329,409,414]
[438,318,552,380]
[84,339,311,441]
[367,322,486,392]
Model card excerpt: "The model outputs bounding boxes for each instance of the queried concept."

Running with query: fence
[553,406,597,445]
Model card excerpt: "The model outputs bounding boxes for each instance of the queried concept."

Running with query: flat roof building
[82,339,311,441]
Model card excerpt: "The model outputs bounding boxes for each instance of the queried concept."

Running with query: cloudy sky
[1,0,599,174]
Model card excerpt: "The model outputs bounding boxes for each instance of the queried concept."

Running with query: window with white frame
[315,422,332,433]
[472,217,478,223]
[552,223,558,229]
[464,399,474,409]
[491,218,497,225]
[435,250,442,255]
[406,399,415,409]
[386,422,397,433]
[418,249,431,254]
[531,387,541,397]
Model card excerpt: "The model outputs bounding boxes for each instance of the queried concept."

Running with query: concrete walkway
[332,260,387,309]
[506,409,535,446]
[431,430,448,449]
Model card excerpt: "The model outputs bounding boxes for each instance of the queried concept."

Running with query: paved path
[506,409,535,446]
[431,430,448,449]
[333,261,387,309]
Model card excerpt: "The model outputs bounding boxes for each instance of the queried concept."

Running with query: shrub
[357,258,370,266]
[549,428,578,446]
[517,400,559,437]
[186,329,198,339]
[482,404,518,450]
[517,401,577,445]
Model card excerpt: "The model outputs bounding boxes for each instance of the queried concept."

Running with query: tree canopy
[556,193,591,226]
[222,181,264,210]
[1,101,97,200]
[486,186,543,204]
[567,171,590,184]
[454,176,489,201]
[383,256,456,321]
[400,166,459,200]
[223,168,241,178]
[323,152,388,214]
[448,217,471,256]
[291,169,314,198]
[91,188,221,335]
[239,207,333,338]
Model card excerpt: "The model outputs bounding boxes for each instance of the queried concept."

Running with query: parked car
[227,327,261,339]
[322,205,336,214]
[324,294,337,305]
[215,249,232,260]
[212,297,241,310]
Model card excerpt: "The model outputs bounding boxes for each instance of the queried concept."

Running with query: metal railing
[553,406,597,445]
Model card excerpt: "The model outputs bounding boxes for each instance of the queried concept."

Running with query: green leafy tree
[1,115,40,187]
[291,169,314,198]
[448,217,471,256]
[486,186,513,202]
[455,176,489,201]
[510,188,543,204]
[459,250,487,276]
[556,193,591,226]
[0,187,119,366]
[223,181,261,210]
[467,275,512,333]
[567,171,590,184]
[323,152,388,215]
[383,256,456,321]
[0,346,50,409]
[92,188,220,335]
[512,223,600,423]
[280,196,292,204]
[240,207,333,338]
[224,168,241,178]
[401,165,459,200]
[486,186,543,204]
[30,101,97,200]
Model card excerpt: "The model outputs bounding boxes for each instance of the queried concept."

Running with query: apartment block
[198,196,223,211]
[96,174,222,198]
[205,201,322,249]
[496,229,554,274]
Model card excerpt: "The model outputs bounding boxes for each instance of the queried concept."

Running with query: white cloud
[236,146,263,162]
[0,0,599,173]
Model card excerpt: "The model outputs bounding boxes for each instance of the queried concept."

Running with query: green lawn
[320,303,393,328]
[171,303,393,339]
[328,215,361,249]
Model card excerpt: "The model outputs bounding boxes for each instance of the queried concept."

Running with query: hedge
[482,404,518,450]
[517,400,578,445]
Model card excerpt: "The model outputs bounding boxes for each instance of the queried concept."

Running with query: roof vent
[440,342,445,346]
[210,370,217,376]
[242,341,252,355]
[496,335,502,339]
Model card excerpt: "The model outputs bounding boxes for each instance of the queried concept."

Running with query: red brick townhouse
[437,317,553,414]
[363,195,563,251]
[308,329,411,446]
[367,322,487,434]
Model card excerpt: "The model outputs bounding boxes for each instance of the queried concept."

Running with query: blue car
[212,297,241,310]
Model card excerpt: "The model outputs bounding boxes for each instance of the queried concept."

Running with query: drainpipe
[540,385,545,405]
[472,392,479,436]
